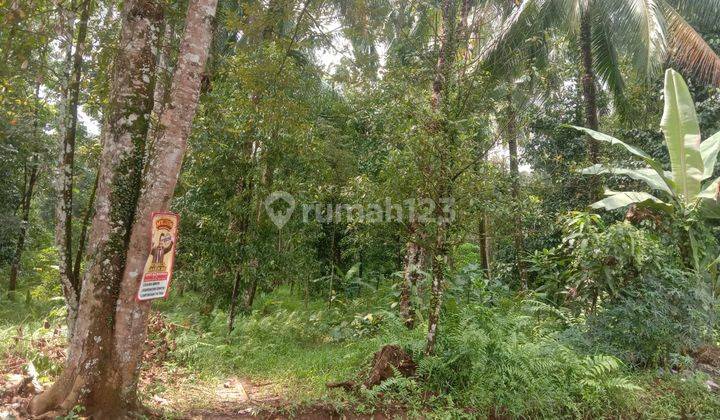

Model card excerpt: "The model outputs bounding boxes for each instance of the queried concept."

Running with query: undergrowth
[2,275,720,418]
[154,285,720,418]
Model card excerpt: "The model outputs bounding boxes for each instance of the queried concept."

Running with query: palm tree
[482,0,720,162]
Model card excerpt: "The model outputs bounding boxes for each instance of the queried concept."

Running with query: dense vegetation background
[3,0,720,417]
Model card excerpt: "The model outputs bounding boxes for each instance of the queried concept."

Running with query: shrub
[414,299,642,418]
[584,267,715,367]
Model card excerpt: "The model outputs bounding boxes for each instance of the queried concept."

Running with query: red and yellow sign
[137,212,179,301]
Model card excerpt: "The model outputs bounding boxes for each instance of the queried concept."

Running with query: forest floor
[0,326,356,419]
[5,324,720,419]
[0,330,403,419]
[0,288,415,419]
[5,286,720,418]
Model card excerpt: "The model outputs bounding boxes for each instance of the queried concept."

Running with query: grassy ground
[3,272,720,418]
[151,286,425,409]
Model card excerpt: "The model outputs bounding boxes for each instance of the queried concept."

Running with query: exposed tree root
[29,372,86,417]
[327,344,417,392]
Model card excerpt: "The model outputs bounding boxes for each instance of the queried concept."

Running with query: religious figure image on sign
[137,212,179,301]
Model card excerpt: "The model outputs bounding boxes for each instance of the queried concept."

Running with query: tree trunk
[146,18,175,153]
[8,160,39,293]
[242,274,258,312]
[29,1,164,416]
[478,211,491,279]
[579,9,599,162]
[400,220,424,329]
[426,219,448,355]
[329,217,337,306]
[506,95,527,289]
[8,81,42,295]
[425,0,458,356]
[72,166,100,284]
[111,0,217,408]
[227,138,255,332]
[228,269,242,332]
[55,0,92,335]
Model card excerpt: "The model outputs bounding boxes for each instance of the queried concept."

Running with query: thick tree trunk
[30,1,164,416]
[8,161,38,293]
[579,9,599,163]
[112,0,217,407]
[506,95,527,289]
[55,0,92,335]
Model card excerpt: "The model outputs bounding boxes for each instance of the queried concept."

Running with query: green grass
[155,286,424,404]
[3,275,720,418]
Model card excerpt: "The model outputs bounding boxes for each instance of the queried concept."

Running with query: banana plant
[572,68,720,218]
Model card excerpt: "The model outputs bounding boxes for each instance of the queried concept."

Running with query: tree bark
[8,81,42,295]
[579,8,599,163]
[400,220,424,329]
[228,269,243,332]
[55,0,92,335]
[227,138,255,332]
[146,18,175,154]
[242,274,259,312]
[506,94,527,289]
[72,166,100,284]
[112,0,217,407]
[478,211,491,279]
[8,159,39,293]
[30,1,164,416]
[425,0,458,356]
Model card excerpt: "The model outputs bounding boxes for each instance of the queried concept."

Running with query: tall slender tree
[504,92,528,288]
[424,0,465,355]
[55,0,93,335]
[8,156,39,293]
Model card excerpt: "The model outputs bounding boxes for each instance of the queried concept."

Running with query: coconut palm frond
[662,1,720,86]
[610,0,668,81]
[335,0,390,76]
[665,0,720,31]
[591,15,627,114]
[477,0,556,75]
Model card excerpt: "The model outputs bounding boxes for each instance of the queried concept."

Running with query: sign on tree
[137,212,179,301]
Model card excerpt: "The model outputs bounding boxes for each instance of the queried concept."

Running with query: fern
[580,355,642,398]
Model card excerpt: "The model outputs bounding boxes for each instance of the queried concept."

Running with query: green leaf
[660,68,703,201]
[700,198,720,219]
[615,0,667,80]
[591,16,627,114]
[590,190,670,212]
[570,126,650,158]
[570,125,674,190]
[579,164,672,194]
[698,175,720,199]
[699,131,720,180]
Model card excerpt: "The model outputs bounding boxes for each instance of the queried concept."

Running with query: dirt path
[147,375,286,418]
[150,376,400,419]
